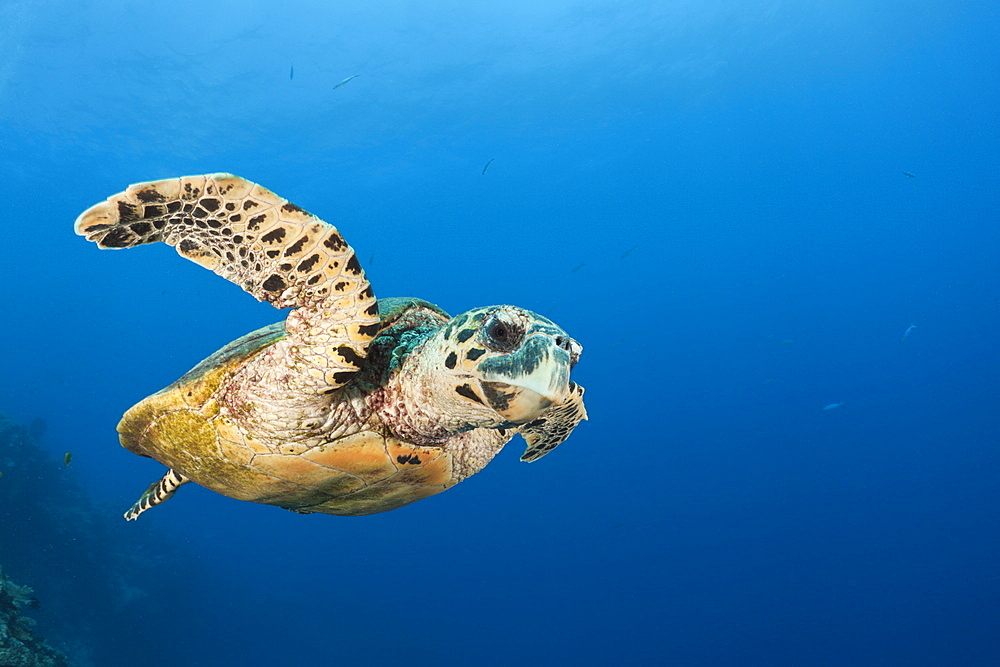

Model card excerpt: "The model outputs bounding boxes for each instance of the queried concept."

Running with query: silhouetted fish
[332,74,359,90]
[482,158,495,175]
[63,452,72,466]
[620,246,637,259]
[902,171,916,178]
[822,402,845,410]
[899,324,917,343]
[571,263,585,273]
[290,64,294,80]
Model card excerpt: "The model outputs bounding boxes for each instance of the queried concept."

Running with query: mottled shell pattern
[76,174,587,520]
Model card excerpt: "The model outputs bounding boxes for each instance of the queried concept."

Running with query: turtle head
[430,306,582,425]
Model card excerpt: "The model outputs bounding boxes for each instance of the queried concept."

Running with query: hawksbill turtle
[75,174,586,520]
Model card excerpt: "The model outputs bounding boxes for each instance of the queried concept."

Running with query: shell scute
[301,431,397,484]
[385,456,453,487]
[385,439,453,486]
[249,453,366,498]
[217,436,255,467]
[324,483,446,517]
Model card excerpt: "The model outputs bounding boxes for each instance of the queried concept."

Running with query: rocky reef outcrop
[0,411,194,666]
[0,566,67,667]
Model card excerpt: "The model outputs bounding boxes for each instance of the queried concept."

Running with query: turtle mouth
[477,334,572,422]
[480,381,559,423]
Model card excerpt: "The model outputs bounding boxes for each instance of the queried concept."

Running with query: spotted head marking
[430,306,583,432]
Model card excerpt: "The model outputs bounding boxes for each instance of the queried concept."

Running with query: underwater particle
[902,171,916,178]
[620,246,637,259]
[290,64,294,80]
[822,402,845,410]
[762,378,775,385]
[332,74,359,90]
[63,452,72,466]
[571,263,585,273]
[778,339,795,345]
[482,158,495,175]
[899,324,917,343]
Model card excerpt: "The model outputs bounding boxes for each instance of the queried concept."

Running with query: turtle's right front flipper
[518,382,587,462]
[75,174,380,394]
[124,468,190,521]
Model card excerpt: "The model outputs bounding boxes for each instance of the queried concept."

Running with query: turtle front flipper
[124,469,190,521]
[75,174,380,393]
[518,382,587,462]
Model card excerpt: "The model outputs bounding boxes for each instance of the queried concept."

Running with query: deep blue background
[0,1,998,665]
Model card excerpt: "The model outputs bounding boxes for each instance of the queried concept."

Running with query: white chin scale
[494,386,554,423]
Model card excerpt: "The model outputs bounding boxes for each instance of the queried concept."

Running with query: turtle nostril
[555,336,572,352]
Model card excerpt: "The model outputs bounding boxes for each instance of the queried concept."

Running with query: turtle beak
[478,334,574,423]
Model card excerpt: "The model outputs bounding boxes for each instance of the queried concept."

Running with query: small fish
[0,470,3,479]
[902,171,916,178]
[778,339,795,345]
[368,252,374,266]
[571,263,586,273]
[289,64,294,80]
[822,402,845,410]
[620,246,637,259]
[482,158,495,175]
[63,452,72,466]
[899,324,917,343]
[762,378,775,385]
[332,74,359,90]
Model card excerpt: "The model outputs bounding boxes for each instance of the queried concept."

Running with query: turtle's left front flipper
[518,382,587,462]
[75,174,379,395]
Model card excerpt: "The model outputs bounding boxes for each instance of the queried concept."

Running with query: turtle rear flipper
[518,382,587,462]
[124,469,190,521]
[75,174,380,394]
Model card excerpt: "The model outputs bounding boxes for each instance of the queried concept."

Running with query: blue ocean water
[0,1,998,664]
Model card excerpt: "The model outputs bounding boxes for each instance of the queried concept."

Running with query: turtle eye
[482,313,522,352]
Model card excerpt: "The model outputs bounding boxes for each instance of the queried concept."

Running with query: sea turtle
[75,174,586,520]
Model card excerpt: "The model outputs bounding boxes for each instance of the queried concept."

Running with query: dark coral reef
[0,412,197,665]
[0,566,68,667]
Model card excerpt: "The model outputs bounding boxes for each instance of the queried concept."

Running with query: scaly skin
[75,173,380,396]
[79,175,587,519]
